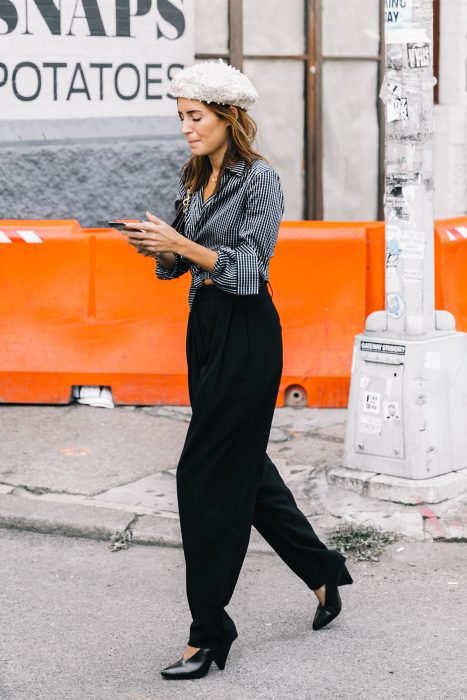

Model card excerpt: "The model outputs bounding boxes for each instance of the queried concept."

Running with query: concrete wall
[0,117,187,228]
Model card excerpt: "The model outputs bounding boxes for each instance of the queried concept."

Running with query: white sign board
[0,0,194,120]
[384,0,413,29]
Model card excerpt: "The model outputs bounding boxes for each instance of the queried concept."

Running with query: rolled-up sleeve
[209,168,284,295]
[155,174,191,281]
[156,254,190,280]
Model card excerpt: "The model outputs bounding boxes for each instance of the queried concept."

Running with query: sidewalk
[0,404,466,548]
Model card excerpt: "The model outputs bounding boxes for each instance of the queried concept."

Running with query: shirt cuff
[156,254,187,280]
[236,250,259,295]
[210,247,259,295]
[210,248,228,278]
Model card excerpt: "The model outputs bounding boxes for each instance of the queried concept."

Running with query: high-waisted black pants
[176,282,352,649]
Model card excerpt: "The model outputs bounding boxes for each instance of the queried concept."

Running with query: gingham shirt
[155,158,284,308]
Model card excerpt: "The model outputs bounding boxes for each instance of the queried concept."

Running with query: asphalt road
[1,528,465,700]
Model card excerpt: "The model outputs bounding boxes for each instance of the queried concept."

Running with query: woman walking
[123,61,353,681]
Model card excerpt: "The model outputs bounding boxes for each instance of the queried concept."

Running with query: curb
[0,493,133,542]
[326,468,467,542]
[0,488,465,548]
[0,493,278,552]
[327,466,467,505]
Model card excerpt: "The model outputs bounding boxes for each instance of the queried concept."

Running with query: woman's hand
[127,240,155,257]
[124,211,219,273]
[124,233,154,257]
[123,211,185,255]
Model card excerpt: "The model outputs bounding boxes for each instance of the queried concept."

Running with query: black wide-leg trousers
[176,283,352,649]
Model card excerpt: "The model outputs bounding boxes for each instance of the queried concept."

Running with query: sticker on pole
[385,0,413,29]
[403,268,423,283]
[386,226,425,260]
[407,43,431,69]
[387,96,409,122]
[360,341,406,355]
[387,292,406,319]
[358,415,383,436]
[400,231,425,259]
[386,172,421,196]
[386,43,404,71]
[383,401,401,422]
[362,391,381,414]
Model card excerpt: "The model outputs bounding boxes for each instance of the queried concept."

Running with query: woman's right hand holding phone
[111,221,156,258]
[109,217,178,271]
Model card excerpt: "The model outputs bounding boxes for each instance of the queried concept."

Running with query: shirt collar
[225,158,248,177]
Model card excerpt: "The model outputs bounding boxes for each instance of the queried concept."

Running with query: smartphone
[108,221,142,232]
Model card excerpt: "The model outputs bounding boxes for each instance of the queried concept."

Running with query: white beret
[170,59,259,111]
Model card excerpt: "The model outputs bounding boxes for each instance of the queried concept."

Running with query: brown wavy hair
[181,103,265,194]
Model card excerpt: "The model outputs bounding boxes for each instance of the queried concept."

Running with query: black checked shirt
[155,158,284,308]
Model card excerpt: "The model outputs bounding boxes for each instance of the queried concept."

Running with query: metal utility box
[345,332,467,479]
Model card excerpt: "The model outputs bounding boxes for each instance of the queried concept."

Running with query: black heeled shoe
[160,639,234,680]
[312,562,353,631]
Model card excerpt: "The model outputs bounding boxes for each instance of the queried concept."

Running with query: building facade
[0,0,465,226]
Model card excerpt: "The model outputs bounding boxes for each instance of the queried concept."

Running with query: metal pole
[382,0,436,337]
[343,0,467,482]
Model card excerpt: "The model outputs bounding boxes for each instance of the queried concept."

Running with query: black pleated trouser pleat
[176,283,352,649]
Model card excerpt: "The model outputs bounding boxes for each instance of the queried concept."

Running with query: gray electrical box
[345,332,467,479]
[354,350,405,460]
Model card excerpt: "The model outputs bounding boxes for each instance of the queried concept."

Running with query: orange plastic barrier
[92,224,190,404]
[1,217,466,407]
[0,220,95,403]
[0,219,190,405]
[271,223,368,406]
[434,218,467,330]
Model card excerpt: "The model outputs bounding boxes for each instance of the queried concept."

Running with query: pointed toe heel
[312,586,342,631]
[213,639,233,670]
[312,560,352,631]
[160,639,234,680]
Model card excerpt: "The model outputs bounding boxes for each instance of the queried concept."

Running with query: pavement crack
[9,484,91,498]
[139,406,192,423]
[13,484,52,496]
[306,430,345,444]
[108,513,143,552]
[282,429,345,444]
